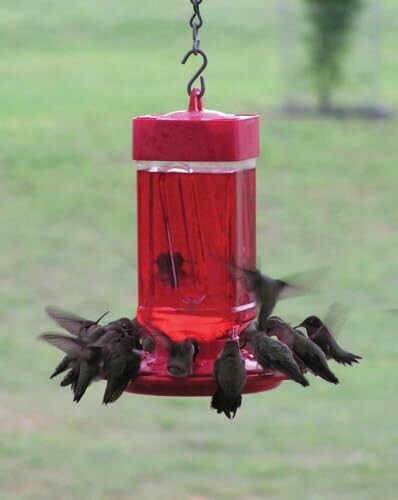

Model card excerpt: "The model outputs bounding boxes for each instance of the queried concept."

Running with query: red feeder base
[125,372,285,397]
[125,343,286,397]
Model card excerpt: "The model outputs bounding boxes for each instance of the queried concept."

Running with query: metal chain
[181,0,208,97]
[190,0,203,54]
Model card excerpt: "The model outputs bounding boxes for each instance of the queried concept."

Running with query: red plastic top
[132,89,260,162]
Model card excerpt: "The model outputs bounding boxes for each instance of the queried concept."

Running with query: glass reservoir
[136,160,256,342]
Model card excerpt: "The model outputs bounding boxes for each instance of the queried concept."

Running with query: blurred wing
[323,302,350,338]
[45,305,88,336]
[278,267,329,300]
[384,308,398,315]
[39,332,85,357]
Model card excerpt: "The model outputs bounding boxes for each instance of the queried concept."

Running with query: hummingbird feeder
[126,0,285,396]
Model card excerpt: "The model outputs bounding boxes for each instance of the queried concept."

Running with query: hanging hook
[181,48,208,97]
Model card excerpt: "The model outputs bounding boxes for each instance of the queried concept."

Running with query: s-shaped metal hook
[181,48,208,97]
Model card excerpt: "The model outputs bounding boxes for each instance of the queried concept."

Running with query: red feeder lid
[132,89,260,162]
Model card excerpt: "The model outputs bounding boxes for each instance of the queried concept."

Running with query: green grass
[1,0,398,498]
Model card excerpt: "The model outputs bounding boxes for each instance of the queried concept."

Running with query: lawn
[1,1,397,499]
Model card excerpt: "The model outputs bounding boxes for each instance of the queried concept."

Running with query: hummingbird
[45,305,109,339]
[102,337,144,404]
[211,341,247,419]
[232,265,325,329]
[130,318,157,352]
[140,333,156,353]
[295,303,362,366]
[106,317,143,350]
[154,332,199,377]
[240,324,309,387]
[265,317,339,385]
[45,306,109,379]
[156,252,187,288]
[40,333,103,402]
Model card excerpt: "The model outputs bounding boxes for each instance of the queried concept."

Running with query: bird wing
[45,305,91,336]
[278,267,328,300]
[39,332,86,357]
[323,302,350,338]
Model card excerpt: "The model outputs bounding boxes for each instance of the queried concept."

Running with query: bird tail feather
[211,390,242,419]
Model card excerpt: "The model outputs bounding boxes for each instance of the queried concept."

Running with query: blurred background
[1,0,397,498]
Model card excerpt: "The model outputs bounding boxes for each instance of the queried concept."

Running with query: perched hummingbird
[295,303,362,366]
[155,333,199,377]
[102,337,143,404]
[211,341,247,419]
[106,317,143,350]
[232,266,325,329]
[130,318,157,352]
[156,252,187,288]
[40,333,103,402]
[240,324,309,387]
[265,317,339,385]
[140,333,156,353]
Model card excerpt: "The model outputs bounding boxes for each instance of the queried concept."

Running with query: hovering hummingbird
[232,265,325,328]
[102,337,143,405]
[265,317,339,385]
[156,252,187,288]
[45,306,109,379]
[295,303,362,366]
[240,324,309,387]
[45,305,109,340]
[40,333,103,402]
[211,341,247,419]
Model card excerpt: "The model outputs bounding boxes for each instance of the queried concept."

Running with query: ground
[1,1,398,499]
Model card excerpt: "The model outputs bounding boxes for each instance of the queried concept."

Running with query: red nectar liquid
[136,162,256,342]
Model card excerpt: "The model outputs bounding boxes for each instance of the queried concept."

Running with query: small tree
[303,0,363,113]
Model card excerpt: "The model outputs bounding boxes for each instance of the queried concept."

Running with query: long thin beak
[95,311,110,324]
[293,322,304,330]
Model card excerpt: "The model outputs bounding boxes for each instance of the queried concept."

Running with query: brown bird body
[102,337,143,404]
[211,341,247,419]
[154,332,199,377]
[297,315,362,366]
[232,266,324,329]
[240,325,309,387]
[265,317,339,385]
[236,267,288,325]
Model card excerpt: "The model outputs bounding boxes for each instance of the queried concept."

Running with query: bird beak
[293,322,304,330]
